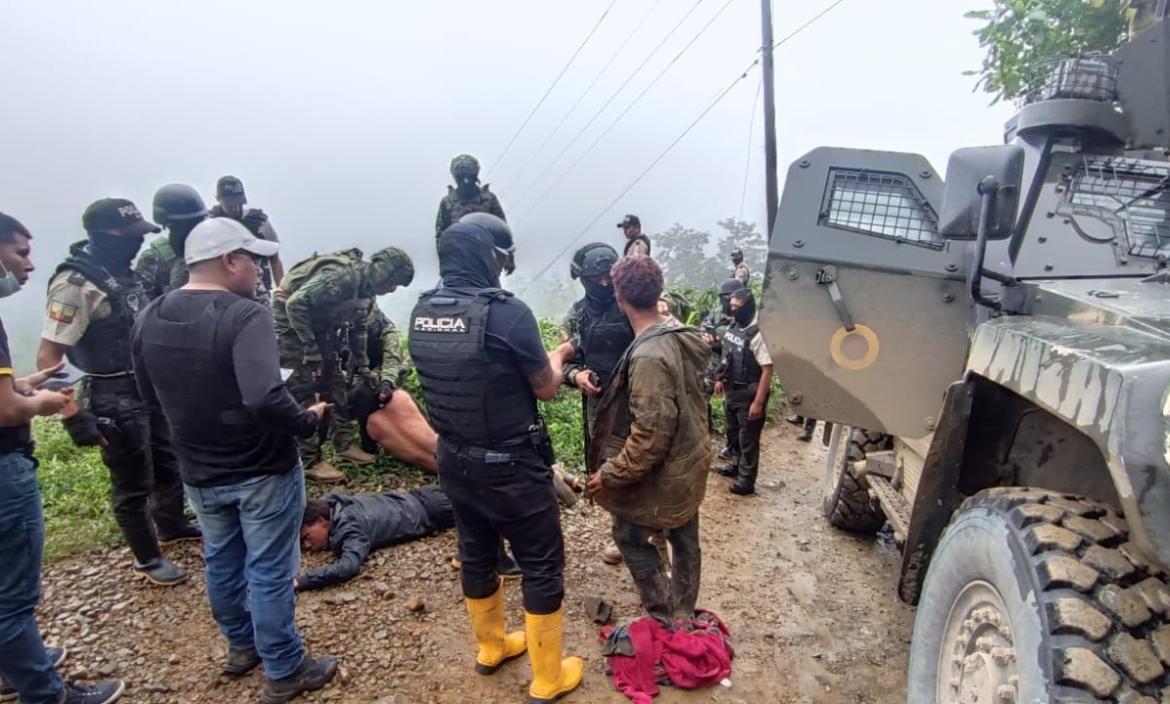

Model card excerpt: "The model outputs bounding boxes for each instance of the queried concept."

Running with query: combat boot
[525,608,583,703]
[260,655,337,704]
[337,445,376,465]
[305,460,345,483]
[466,581,526,675]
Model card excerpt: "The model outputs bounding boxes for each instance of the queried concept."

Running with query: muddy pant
[0,452,63,704]
[90,377,188,565]
[613,514,701,623]
[725,386,766,491]
[437,440,565,614]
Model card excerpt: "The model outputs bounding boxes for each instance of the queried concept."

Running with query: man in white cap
[130,218,339,704]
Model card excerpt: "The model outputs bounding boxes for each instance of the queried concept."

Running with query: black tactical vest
[447,186,497,223]
[723,323,762,386]
[408,289,538,448]
[574,300,634,387]
[136,294,261,450]
[54,242,147,375]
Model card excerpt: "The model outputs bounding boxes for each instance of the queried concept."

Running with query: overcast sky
[0,0,1013,347]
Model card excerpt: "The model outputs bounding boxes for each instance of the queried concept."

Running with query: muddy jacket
[296,486,454,591]
[588,319,710,529]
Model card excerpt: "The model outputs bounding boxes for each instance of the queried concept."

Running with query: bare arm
[37,339,69,372]
[752,365,773,409]
[528,354,565,402]
[269,254,285,286]
[0,376,70,426]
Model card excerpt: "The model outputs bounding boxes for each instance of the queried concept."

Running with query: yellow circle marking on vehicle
[830,324,879,370]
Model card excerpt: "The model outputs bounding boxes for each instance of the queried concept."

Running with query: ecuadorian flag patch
[48,300,77,324]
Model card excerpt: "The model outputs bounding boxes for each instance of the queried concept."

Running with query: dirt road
[37,423,914,703]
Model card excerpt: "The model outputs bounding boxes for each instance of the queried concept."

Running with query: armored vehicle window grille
[822,169,942,249]
[1025,55,1118,105]
[1067,157,1170,260]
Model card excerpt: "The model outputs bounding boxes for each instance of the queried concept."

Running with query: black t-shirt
[0,316,32,452]
[131,290,317,487]
[483,296,550,378]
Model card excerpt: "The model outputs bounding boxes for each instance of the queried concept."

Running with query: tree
[965,0,1131,103]
[715,218,767,280]
[653,224,723,290]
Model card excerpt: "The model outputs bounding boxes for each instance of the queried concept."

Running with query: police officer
[409,215,582,703]
[562,242,633,566]
[713,288,773,495]
[730,248,750,285]
[435,155,507,242]
[617,214,651,257]
[135,183,208,299]
[275,247,414,482]
[209,175,284,301]
[38,198,197,585]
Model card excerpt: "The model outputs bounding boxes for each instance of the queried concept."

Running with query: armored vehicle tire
[822,426,888,534]
[907,487,1170,704]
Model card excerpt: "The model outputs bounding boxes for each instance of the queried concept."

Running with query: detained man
[130,218,337,704]
[586,255,710,624]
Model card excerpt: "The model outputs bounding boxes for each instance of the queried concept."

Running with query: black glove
[63,411,104,447]
[376,379,395,403]
[242,209,268,234]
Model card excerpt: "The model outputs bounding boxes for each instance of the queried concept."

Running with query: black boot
[223,646,262,677]
[714,464,738,478]
[260,656,338,704]
[133,557,187,586]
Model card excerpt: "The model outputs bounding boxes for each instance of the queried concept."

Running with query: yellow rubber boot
[465,582,527,675]
[525,608,584,703]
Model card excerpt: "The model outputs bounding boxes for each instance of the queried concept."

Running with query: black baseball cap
[617,214,641,229]
[216,175,246,205]
[82,198,161,236]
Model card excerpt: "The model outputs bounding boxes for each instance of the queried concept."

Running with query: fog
[0,0,1013,364]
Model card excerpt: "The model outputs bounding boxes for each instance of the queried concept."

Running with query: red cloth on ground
[604,612,733,703]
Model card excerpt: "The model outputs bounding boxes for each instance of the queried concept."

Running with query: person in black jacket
[294,486,455,591]
[131,218,337,704]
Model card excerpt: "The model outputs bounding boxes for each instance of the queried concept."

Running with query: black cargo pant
[89,377,187,565]
[725,384,766,490]
[613,514,701,623]
[437,439,565,614]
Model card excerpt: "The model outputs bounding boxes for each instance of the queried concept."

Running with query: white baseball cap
[184,217,279,265]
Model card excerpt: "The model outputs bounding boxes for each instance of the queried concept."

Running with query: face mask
[0,261,21,298]
[583,277,614,305]
[732,296,756,327]
[89,233,144,271]
[720,295,733,317]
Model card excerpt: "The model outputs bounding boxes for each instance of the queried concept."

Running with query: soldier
[209,175,284,302]
[435,154,507,242]
[274,247,415,482]
[562,243,633,566]
[135,184,208,299]
[410,214,582,703]
[617,214,651,257]
[713,288,774,495]
[731,248,750,285]
[37,198,198,586]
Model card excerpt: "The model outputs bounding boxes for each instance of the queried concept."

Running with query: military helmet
[719,278,745,296]
[152,184,208,226]
[570,242,618,280]
[367,246,415,290]
[450,154,481,179]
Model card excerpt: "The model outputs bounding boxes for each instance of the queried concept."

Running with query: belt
[442,437,535,464]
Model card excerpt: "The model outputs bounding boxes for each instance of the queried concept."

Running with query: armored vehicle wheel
[822,425,888,534]
[907,487,1170,703]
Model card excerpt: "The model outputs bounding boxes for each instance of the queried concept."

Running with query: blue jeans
[0,452,63,704]
[185,466,305,680]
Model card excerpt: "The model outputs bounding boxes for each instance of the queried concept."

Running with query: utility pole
[760,0,779,238]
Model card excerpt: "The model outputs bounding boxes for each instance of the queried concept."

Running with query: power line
[489,0,619,172]
[502,0,665,192]
[517,0,851,294]
[515,0,737,224]
[518,57,761,295]
[738,76,763,220]
[507,0,708,209]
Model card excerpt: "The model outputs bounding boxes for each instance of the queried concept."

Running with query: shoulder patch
[48,300,78,324]
[67,270,88,286]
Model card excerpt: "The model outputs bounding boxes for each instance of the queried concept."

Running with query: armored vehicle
[762,20,1170,703]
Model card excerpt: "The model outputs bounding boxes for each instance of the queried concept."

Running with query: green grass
[32,303,783,563]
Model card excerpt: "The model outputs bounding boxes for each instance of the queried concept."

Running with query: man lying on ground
[295,486,455,591]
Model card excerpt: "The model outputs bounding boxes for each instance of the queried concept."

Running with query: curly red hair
[611,255,663,311]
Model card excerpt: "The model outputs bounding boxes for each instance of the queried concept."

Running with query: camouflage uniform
[134,237,180,300]
[274,248,413,466]
[366,305,409,387]
[434,185,507,240]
